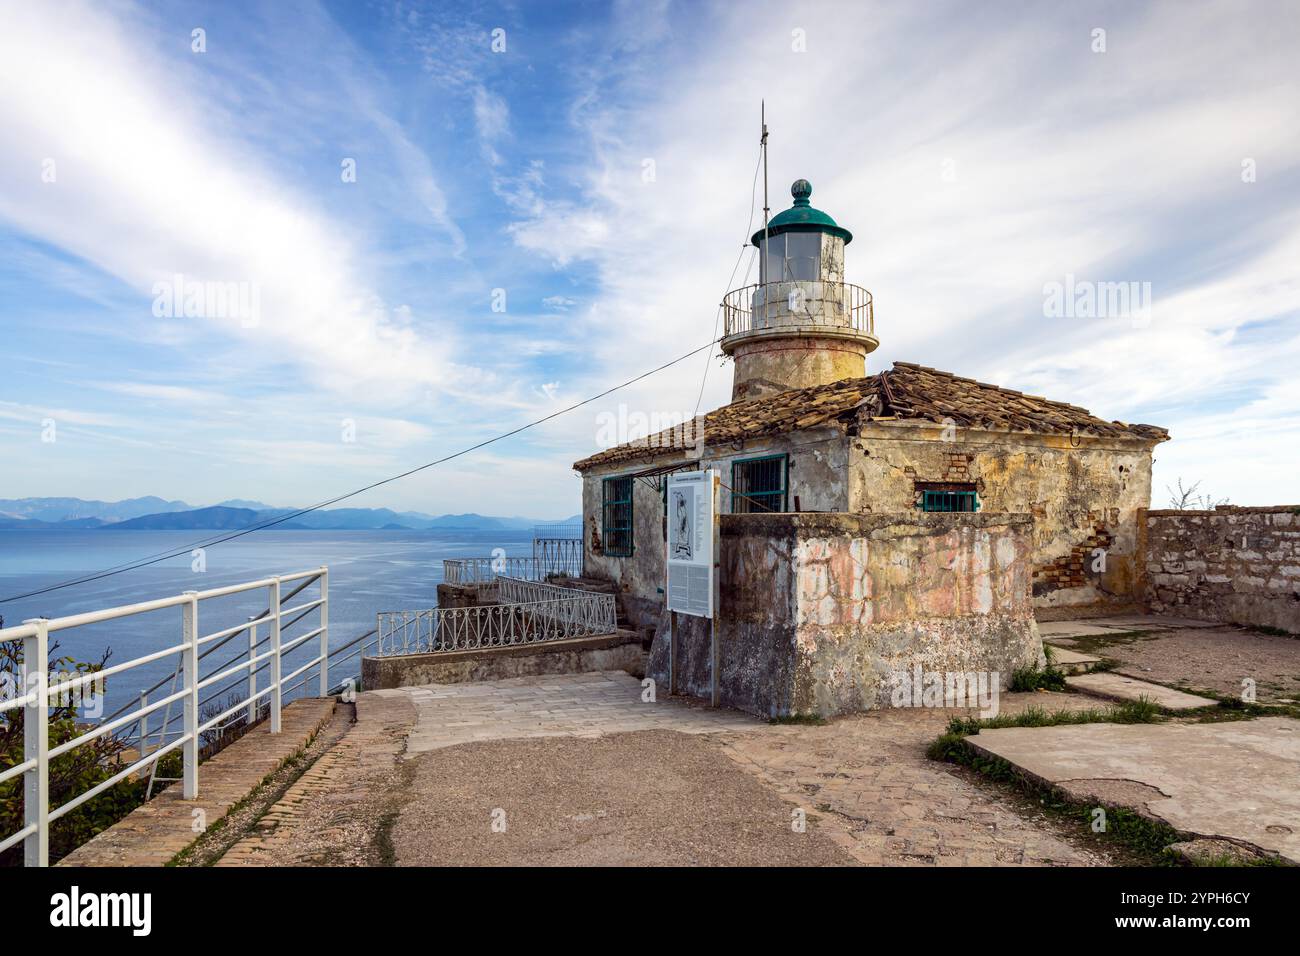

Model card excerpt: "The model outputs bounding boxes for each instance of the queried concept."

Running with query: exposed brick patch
[942,452,974,480]
[1034,517,1114,594]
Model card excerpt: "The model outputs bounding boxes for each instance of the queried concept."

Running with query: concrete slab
[966,717,1300,863]
[1065,672,1217,711]
[397,671,761,754]
[1046,646,1101,674]
[1088,615,1222,630]
[1038,621,1131,639]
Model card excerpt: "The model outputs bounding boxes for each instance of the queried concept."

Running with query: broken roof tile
[573,361,1169,471]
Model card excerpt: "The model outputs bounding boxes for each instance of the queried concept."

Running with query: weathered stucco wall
[1145,506,1300,633]
[580,420,1160,632]
[647,511,1041,718]
[849,422,1156,611]
[730,336,871,403]
[580,430,848,632]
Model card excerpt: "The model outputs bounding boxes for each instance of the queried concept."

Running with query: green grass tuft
[768,713,828,725]
[938,697,1163,741]
[1010,664,1068,692]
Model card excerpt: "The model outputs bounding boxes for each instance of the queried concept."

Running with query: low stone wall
[362,632,645,689]
[1144,505,1300,633]
[435,581,497,608]
[649,511,1041,718]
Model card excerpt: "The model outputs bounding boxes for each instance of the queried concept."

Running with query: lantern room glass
[759,232,821,284]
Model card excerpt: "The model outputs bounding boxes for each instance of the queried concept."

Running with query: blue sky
[1,0,1297,516]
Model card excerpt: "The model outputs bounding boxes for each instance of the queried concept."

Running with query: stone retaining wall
[435,581,497,608]
[362,632,645,689]
[1144,505,1300,633]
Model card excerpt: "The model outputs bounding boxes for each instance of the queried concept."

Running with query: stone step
[1039,621,1134,640]
[1064,672,1218,711]
[1045,646,1101,675]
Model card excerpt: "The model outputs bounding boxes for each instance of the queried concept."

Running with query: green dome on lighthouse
[751,179,853,246]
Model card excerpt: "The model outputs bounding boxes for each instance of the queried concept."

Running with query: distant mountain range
[0,497,579,532]
[0,495,193,523]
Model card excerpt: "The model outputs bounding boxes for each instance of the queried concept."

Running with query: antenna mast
[761,100,770,280]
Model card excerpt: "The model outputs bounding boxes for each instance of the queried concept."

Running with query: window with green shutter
[917,483,979,512]
[732,454,788,514]
[601,477,634,556]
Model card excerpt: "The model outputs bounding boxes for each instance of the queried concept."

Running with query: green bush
[1,638,149,866]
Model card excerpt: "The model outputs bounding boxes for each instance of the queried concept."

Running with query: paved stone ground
[968,717,1300,863]
[1043,615,1300,704]
[204,621,1298,869]
[718,692,1114,867]
[217,691,416,866]
[213,674,1113,867]
[391,730,855,866]
[383,671,761,754]
[60,698,336,867]
[66,614,1298,868]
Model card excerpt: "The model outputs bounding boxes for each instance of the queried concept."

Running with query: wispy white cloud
[0,0,469,404]
[0,401,127,429]
[472,86,511,166]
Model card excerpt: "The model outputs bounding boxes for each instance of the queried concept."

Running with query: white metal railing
[133,607,377,800]
[443,557,542,585]
[376,576,616,656]
[0,567,332,867]
[495,576,586,604]
[721,279,874,340]
[444,544,583,585]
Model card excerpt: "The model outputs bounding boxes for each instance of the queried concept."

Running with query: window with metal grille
[920,487,979,512]
[732,454,788,513]
[601,477,634,556]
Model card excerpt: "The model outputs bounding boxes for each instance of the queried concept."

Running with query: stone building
[572,179,1169,716]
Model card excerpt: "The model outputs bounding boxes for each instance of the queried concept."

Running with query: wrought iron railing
[376,577,616,656]
[721,280,874,340]
[533,535,583,578]
[532,523,582,540]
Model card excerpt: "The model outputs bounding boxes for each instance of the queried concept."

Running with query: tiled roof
[573,361,1169,471]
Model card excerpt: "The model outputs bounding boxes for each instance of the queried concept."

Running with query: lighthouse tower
[720,179,878,403]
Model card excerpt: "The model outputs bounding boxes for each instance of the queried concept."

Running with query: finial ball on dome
[791,179,812,201]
